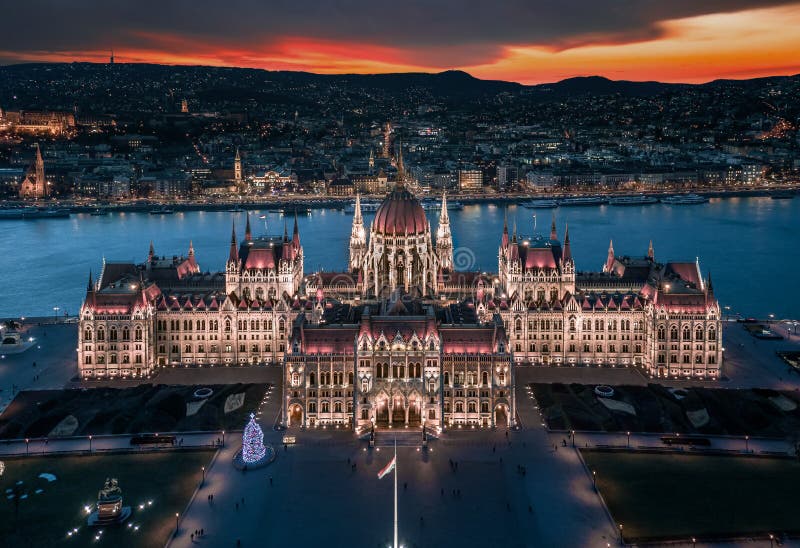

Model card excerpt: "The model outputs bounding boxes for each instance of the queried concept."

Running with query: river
[0,196,797,319]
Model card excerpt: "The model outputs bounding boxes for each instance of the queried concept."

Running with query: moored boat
[609,195,659,206]
[661,194,709,205]
[522,199,559,209]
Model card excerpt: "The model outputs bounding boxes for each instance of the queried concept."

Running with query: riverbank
[1,184,797,215]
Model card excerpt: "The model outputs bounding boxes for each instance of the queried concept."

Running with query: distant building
[18,143,49,199]
[458,169,483,192]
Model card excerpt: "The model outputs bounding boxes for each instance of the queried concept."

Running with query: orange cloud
[3,4,800,84]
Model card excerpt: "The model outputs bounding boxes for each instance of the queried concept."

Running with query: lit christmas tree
[242,413,267,464]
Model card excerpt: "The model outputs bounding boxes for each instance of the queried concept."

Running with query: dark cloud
[1,0,798,67]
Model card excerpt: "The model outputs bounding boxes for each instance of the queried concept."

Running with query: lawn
[0,450,214,548]
[0,383,270,439]
[582,450,800,542]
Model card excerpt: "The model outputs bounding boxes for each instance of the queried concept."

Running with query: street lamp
[89,435,93,452]
[571,430,575,448]
[175,512,179,535]
[25,438,29,456]
[221,430,225,447]
[770,533,775,547]
[201,466,205,485]
[745,435,749,453]
[626,431,631,449]
[768,313,775,325]
[692,537,696,548]
[53,306,60,321]
[592,470,597,489]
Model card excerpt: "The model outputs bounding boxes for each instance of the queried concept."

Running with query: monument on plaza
[88,477,131,526]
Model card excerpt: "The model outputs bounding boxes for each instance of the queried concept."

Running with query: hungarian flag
[377,456,396,479]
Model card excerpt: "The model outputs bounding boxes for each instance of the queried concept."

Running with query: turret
[228,220,239,264]
[188,240,194,258]
[436,191,454,270]
[550,215,557,241]
[563,224,572,264]
[292,211,300,250]
[349,194,367,272]
[604,239,615,273]
[500,211,509,250]
[245,214,252,241]
[648,239,654,260]
[148,241,155,263]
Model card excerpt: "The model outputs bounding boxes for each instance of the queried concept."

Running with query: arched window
[122,327,130,341]
[569,318,576,332]
[709,328,716,341]
[682,326,691,341]
[321,401,329,413]
[291,373,300,386]
[84,328,92,341]
[135,327,142,341]
[657,326,665,340]
[334,401,343,413]
[482,371,489,385]
[348,372,354,385]
[109,327,118,341]
[455,401,464,413]
[670,326,679,341]
[443,371,450,386]
[468,401,477,413]
[97,328,105,341]
[309,372,316,386]
[515,318,522,331]
[225,319,231,332]
[695,327,703,341]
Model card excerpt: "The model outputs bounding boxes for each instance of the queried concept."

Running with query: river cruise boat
[661,194,709,205]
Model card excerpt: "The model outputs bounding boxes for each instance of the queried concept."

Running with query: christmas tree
[242,413,266,464]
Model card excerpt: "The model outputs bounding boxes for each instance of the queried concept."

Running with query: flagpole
[393,438,398,548]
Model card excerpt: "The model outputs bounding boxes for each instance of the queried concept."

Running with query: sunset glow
[2,3,800,83]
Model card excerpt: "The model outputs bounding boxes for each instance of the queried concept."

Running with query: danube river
[0,196,797,319]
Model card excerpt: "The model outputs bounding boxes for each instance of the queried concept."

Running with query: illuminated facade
[78,185,721,432]
[18,143,49,199]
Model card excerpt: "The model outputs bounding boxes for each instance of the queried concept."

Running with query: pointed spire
[188,240,194,258]
[244,213,252,241]
[292,210,300,248]
[148,240,155,262]
[605,239,615,272]
[647,239,654,260]
[283,219,289,242]
[707,271,714,295]
[354,193,363,223]
[550,214,557,241]
[228,220,238,263]
[512,221,518,243]
[87,270,94,292]
[563,223,572,263]
[439,191,450,224]
[501,209,509,249]
[235,146,240,161]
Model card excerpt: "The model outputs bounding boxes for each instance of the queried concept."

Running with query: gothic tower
[436,191,454,270]
[234,147,242,184]
[349,194,367,272]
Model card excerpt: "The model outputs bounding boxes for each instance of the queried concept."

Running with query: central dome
[372,187,428,236]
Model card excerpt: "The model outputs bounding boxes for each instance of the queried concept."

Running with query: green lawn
[582,450,800,542]
[0,450,214,548]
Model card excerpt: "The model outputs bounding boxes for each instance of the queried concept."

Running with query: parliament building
[78,181,722,430]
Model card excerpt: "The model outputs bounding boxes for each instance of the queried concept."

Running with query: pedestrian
[440,488,444,496]
[201,528,204,536]
[235,502,239,510]
[191,533,194,542]
[269,476,273,486]
[404,482,407,490]
[237,540,241,547]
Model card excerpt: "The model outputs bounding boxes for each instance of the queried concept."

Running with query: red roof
[372,188,427,235]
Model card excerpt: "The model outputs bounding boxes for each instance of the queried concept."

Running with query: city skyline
[1,1,800,84]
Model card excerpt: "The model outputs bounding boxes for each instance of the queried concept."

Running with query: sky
[1,1,800,84]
